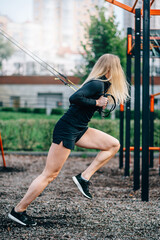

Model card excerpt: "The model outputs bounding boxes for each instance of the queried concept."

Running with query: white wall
[0,84,79,110]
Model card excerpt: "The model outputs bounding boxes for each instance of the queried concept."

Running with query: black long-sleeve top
[61,78,111,128]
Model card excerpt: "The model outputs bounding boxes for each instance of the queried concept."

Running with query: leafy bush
[0,119,119,151]
[0,119,159,152]
[17,108,33,113]
[0,107,15,112]
[33,108,46,114]
[51,108,64,115]
[154,110,160,120]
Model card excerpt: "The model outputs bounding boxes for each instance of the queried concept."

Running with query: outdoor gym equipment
[106,0,160,201]
[0,132,6,168]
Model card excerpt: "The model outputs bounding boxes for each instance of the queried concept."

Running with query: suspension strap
[0,27,79,91]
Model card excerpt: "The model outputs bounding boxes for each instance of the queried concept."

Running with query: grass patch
[0,111,159,152]
[0,111,62,121]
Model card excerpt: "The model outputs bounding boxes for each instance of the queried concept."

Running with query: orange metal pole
[150,9,160,16]
[105,0,135,13]
[159,150,160,176]
[150,95,154,112]
[123,147,160,151]
[120,104,124,112]
[152,92,160,97]
[150,0,155,7]
[105,0,160,16]
[131,0,138,12]
[127,34,132,55]
[0,132,6,167]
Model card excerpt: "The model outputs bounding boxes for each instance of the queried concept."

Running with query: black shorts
[52,119,88,150]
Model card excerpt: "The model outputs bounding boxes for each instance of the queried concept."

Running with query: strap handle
[102,93,116,117]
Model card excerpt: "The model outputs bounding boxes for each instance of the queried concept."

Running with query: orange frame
[0,132,6,167]
[105,0,160,16]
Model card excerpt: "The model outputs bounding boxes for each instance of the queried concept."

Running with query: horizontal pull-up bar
[123,147,160,151]
[105,0,160,15]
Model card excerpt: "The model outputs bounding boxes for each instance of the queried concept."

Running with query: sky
[0,0,33,23]
[0,0,123,28]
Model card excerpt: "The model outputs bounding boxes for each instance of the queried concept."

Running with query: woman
[8,54,129,226]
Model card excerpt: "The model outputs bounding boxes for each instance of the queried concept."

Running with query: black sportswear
[72,174,92,199]
[8,208,37,226]
[53,76,111,150]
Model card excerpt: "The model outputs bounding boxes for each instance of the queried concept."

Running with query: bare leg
[15,142,70,212]
[76,128,120,180]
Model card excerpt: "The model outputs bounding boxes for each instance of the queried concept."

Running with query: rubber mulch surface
[0,154,160,240]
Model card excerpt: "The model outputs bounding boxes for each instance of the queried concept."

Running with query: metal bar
[150,9,160,15]
[105,0,160,15]
[0,132,6,167]
[142,0,150,202]
[149,96,154,168]
[134,8,141,191]
[105,0,135,13]
[119,104,124,169]
[150,0,155,7]
[125,28,132,177]
[152,92,160,97]
[123,147,160,151]
[127,34,133,55]
[149,62,155,168]
[131,0,138,12]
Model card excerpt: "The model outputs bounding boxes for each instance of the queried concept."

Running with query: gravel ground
[0,154,160,240]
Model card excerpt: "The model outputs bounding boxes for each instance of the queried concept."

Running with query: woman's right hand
[96,96,108,109]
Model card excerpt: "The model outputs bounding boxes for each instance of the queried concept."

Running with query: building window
[10,96,20,108]
[37,93,63,108]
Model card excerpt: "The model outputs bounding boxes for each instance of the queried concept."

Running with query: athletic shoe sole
[8,213,37,226]
[72,176,91,199]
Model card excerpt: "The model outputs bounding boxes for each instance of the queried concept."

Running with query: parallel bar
[119,104,124,169]
[142,0,150,202]
[134,8,141,191]
[150,10,160,15]
[123,147,160,151]
[125,28,132,177]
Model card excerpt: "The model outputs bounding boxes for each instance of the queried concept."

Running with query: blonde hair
[82,54,129,104]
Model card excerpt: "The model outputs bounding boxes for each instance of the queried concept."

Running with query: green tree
[75,6,126,82]
[0,35,14,70]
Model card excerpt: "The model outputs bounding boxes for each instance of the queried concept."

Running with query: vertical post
[125,28,132,177]
[119,104,124,168]
[0,132,6,168]
[149,95,154,168]
[142,0,150,202]
[134,8,141,191]
[150,61,155,168]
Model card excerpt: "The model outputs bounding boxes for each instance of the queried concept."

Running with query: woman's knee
[103,138,120,151]
[42,169,60,184]
[111,139,120,152]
